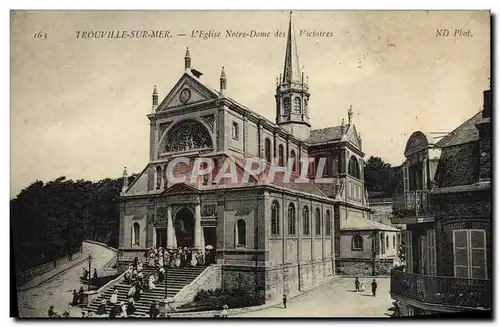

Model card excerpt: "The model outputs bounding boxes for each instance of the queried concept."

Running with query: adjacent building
[390,86,492,315]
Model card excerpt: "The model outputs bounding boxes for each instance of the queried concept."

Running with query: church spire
[282,11,301,84]
[275,11,311,140]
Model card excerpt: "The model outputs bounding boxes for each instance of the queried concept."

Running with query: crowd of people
[143,246,216,268]
[49,246,218,318]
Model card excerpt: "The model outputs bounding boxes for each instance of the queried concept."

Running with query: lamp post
[164,228,169,318]
[87,254,93,291]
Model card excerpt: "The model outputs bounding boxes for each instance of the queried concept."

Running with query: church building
[117,13,396,303]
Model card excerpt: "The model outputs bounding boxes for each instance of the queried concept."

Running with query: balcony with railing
[390,268,491,311]
[392,190,433,223]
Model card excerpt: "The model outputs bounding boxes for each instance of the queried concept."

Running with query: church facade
[117,14,393,302]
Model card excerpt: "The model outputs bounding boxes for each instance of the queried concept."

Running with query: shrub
[181,287,262,311]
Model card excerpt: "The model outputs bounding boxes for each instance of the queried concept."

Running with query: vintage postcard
[11,10,491,319]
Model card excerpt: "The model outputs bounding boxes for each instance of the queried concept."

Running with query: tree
[11,173,136,272]
[363,156,402,198]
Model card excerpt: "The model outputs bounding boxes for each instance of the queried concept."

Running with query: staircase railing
[172,265,222,308]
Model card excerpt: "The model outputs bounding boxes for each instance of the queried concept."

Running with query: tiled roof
[436,111,483,148]
[232,155,329,199]
[342,216,400,232]
[306,126,343,145]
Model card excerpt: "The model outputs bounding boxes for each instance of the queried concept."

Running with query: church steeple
[283,11,301,84]
[275,11,311,141]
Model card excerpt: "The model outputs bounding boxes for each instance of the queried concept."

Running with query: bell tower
[275,11,311,140]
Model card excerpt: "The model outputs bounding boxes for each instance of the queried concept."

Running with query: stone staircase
[86,264,207,317]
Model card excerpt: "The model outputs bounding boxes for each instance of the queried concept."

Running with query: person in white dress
[148,274,156,290]
[110,289,119,305]
[119,302,127,318]
[148,252,155,267]
[127,284,136,298]
[191,253,198,267]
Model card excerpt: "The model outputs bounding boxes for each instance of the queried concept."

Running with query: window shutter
[426,230,436,276]
[403,164,409,194]
[470,230,487,279]
[404,231,413,273]
[453,230,469,278]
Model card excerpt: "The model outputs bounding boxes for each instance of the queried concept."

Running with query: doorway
[175,207,195,248]
[203,227,216,248]
[156,228,166,248]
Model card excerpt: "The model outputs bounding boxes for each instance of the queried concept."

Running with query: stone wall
[335,258,394,276]
[173,265,222,307]
[263,259,334,303]
[435,143,479,188]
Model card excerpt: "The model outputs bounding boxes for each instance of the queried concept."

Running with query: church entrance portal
[156,228,167,248]
[175,207,195,248]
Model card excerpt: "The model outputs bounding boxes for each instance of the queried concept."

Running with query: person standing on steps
[371,279,378,297]
[282,294,287,309]
[78,286,85,305]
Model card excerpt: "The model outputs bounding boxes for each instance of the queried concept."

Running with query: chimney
[483,88,491,119]
[476,83,491,181]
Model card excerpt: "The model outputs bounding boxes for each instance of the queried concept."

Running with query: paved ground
[16,242,116,318]
[236,277,393,318]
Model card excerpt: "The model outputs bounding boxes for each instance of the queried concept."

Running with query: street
[236,277,393,317]
[16,242,116,318]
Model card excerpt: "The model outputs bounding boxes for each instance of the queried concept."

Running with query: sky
[10,10,490,197]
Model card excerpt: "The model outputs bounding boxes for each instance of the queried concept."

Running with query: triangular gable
[163,182,200,195]
[156,73,219,112]
[346,124,361,149]
[124,165,150,196]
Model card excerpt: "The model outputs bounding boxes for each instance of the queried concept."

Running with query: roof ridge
[436,111,483,147]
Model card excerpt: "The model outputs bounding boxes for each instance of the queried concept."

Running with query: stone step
[88,266,209,317]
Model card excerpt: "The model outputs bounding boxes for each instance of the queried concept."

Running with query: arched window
[386,235,389,249]
[380,233,386,255]
[236,219,246,247]
[164,119,213,153]
[352,234,363,250]
[393,235,396,249]
[283,97,291,115]
[265,138,271,163]
[325,210,331,236]
[315,208,321,236]
[288,203,296,236]
[302,206,310,236]
[278,144,284,166]
[232,122,239,140]
[271,201,280,236]
[348,156,360,179]
[133,222,140,246]
[294,97,301,113]
[156,166,162,189]
[290,150,297,172]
